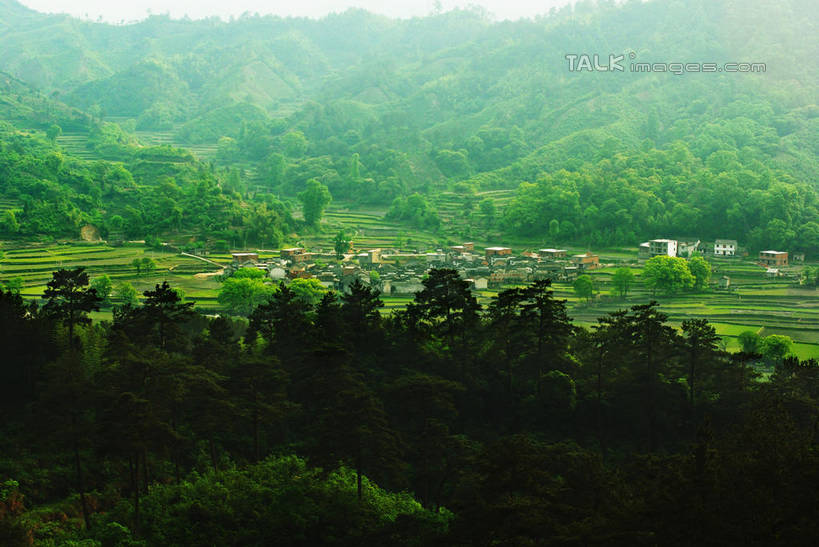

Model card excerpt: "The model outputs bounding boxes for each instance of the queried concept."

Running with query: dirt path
[180,252,226,278]
[180,252,225,268]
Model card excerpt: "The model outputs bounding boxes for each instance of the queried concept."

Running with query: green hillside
[0,0,817,252]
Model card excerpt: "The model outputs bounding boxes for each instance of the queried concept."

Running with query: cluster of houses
[227,244,602,295]
[223,237,806,296]
[638,238,748,258]
[638,238,804,278]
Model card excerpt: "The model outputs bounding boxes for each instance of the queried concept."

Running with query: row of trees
[2,267,818,544]
[571,256,709,304]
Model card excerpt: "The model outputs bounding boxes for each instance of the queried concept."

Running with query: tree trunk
[132,453,140,536]
[171,413,181,484]
[141,448,149,493]
[596,345,605,455]
[356,449,363,501]
[72,421,91,530]
[68,311,75,350]
[253,392,260,462]
[647,340,658,452]
[209,437,218,471]
[689,348,698,438]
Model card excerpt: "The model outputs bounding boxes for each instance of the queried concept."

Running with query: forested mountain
[0,77,294,243]
[0,0,817,248]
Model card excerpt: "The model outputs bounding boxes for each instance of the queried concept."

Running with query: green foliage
[282,131,309,159]
[738,330,761,353]
[216,136,240,162]
[6,266,819,544]
[4,4,819,543]
[233,267,266,280]
[572,274,595,302]
[177,103,270,145]
[140,257,156,275]
[1,210,19,234]
[548,219,560,239]
[611,267,634,298]
[0,119,292,242]
[99,455,445,546]
[0,479,29,546]
[298,179,332,227]
[90,274,113,305]
[478,198,496,226]
[114,281,139,307]
[218,275,275,316]
[540,370,577,412]
[260,153,287,187]
[688,256,712,290]
[2,276,24,294]
[643,256,695,296]
[333,230,351,260]
[759,334,793,363]
[386,194,440,230]
[42,267,102,345]
[1,0,817,250]
[406,268,479,349]
[46,124,62,142]
[435,149,470,179]
[289,278,329,307]
[68,59,189,123]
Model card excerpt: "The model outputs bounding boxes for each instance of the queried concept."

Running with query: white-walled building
[649,239,678,257]
[714,239,738,257]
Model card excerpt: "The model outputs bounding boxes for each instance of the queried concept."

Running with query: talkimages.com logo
[565,52,766,74]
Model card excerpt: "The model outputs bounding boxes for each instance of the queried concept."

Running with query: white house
[649,239,678,257]
[714,239,737,257]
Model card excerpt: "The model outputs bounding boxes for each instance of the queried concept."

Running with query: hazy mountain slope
[0,0,817,250]
[0,70,92,131]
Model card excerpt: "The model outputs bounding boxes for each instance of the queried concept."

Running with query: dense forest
[0,269,819,545]
[0,0,818,250]
[3,267,819,545]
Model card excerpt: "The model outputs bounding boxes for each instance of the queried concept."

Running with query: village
[224,237,803,295]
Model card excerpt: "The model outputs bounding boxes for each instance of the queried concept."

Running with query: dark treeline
[3,267,819,545]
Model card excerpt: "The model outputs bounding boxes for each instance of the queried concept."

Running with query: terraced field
[429,189,514,240]
[572,259,819,359]
[134,128,220,162]
[0,242,224,310]
[55,132,95,160]
[0,197,21,212]
[311,205,442,251]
